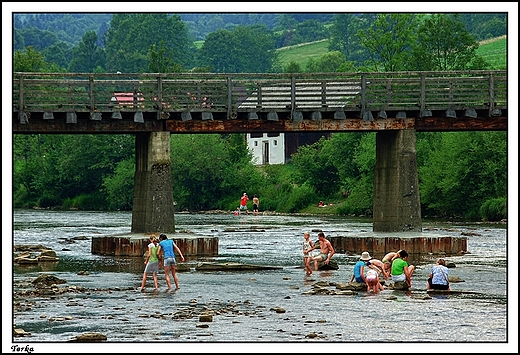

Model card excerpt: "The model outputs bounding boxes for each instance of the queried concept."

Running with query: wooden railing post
[157,75,163,112]
[488,72,495,116]
[89,75,94,111]
[227,76,233,119]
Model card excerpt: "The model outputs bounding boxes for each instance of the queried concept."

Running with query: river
[7,209,515,353]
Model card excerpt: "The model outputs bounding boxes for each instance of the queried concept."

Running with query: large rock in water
[68,332,107,342]
[32,274,66,287]
[195,262,282,271]
[316,259,339,270]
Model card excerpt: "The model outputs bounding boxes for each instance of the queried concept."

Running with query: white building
[247,132,285,165]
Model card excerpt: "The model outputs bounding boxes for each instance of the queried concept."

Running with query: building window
[274,140,277,146]
[254,141,258,146]
[267,132,279,137]
[250,132,263,138]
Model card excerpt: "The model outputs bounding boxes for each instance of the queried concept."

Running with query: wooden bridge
[11,70,508,251]
[13,70,507,134]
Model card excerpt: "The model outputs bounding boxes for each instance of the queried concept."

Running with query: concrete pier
[329,234,468,257]
[91,233,218,257]
[373,129,422,232]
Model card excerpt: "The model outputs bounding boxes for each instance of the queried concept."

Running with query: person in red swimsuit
[240,193,249,215]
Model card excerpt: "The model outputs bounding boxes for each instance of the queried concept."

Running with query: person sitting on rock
[390,249,415,288]
[427,258,450,291]
[312,232,335,271]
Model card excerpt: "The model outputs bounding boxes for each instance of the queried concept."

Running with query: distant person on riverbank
[427,258,450,290]
[139,236,159,292]
[390,249,415,288]
[252,194,259,215]
[157,233,185,291]
[312,232,335,271]
[302,231,315,276]
[240,192,249,215]
[350,251,371,284]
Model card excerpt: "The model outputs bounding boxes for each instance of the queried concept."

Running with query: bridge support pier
[373,129,422,232]
[131,132,175,233]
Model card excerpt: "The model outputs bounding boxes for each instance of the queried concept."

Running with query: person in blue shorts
[157,233,185,291]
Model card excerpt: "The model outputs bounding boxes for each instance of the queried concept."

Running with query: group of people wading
[302,232,450,292]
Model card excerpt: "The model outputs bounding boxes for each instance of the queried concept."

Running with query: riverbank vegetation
[13,129,507,222]
[12,13,508,221]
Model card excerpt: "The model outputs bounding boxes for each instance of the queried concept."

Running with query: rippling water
[7,209,514,352]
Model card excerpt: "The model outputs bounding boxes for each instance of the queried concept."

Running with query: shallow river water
[6,209,516,353]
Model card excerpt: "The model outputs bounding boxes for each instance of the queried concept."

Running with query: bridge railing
[13,71,506,120]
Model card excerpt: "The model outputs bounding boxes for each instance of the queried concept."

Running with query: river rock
[448,275,465,283]
[318,260,339,270]
[195,262,282,271]
[391,281,409,290]
[32,274,67,287]
[68,332,107,342]
[13,328,31,337]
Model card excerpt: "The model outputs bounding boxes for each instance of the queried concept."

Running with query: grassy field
[476,35,507,70]
[276,35,507,71]
[276,39,330,69]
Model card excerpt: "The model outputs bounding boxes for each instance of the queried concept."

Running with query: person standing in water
[302,231,315,276]
[139,236,159,292]
[157,233,185,291]
[240,193,249,215]
[252,194,259,215]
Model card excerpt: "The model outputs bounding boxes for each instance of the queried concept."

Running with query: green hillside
[276,36,507,71]
[476,35,506,70]
[276,39,330,69]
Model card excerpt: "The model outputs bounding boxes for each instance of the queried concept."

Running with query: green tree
[170,134,260,210]
[356,14,419,72]
[102,157,135,210]
[305,51,347,72]
[419,131,507,219]
[283,60,303,73]
[291,137,340,197]
[293,19,327,43]
[41,41,72,69]
[68,31,106,73]
[411,14,481,71]
[104,14,194,73]
[14,46,46,72]
[197,25,278,73]
[148,41,183,73]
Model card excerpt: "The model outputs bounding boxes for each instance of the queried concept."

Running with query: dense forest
[11,12,509,221]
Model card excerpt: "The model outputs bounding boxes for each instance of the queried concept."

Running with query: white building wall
[246,133,285,165]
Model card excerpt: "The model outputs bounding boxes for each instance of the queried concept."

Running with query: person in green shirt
[390,249,415,288]
[139,236,160,291]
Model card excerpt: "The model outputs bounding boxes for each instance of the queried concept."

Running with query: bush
[68,192,108,211]
[479,197,507,221]
[277,184,318,213]
[37,193,61,208]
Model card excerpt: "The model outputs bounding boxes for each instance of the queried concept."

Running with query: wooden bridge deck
[13,70,507,133]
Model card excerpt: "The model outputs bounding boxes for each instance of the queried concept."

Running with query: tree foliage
[68,31,106,73]
[169,134,261,210]
[103,14,194,73]
[418,131,507,219]
[197,25,278,73]
[411,14,482,71]
[356,14,419,71]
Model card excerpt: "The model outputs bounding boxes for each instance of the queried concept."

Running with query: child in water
[302,231,315,276]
